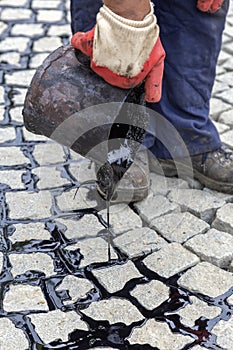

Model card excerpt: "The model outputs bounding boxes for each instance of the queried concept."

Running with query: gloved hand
[71,2,165,103]
[197,0,224,13]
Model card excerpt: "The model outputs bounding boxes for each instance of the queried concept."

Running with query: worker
[70,0,233,201]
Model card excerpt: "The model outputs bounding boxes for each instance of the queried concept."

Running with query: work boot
[96,149,150,203]
[149,145,233,194]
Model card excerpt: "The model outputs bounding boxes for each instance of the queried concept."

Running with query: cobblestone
[150,212,209,243]
[0,8,32,21]
[143,243,200,278]
[0,37,30,53]
[10,222,51,243]
[9,252,55,277]
[212,317,233,350]
[57,275,94,305]
[83,298,143,325]
[177,296,221,327]
[0,51,21,66]
[113,227,167,258]
[5,70,36,86]
[92,261,143,293]
[4,285,48,312]
[184,228,233,268]
[212,203,233,235]
[178,262,233,298]
[134,194,180,224]
[29,310,88,343]
[11,23,45,37]
[129,319,193,349]
[36,9,64,23]
[168,189,225,222]
[0,318,28,350]
[33,36,63,52]
[130,280,170,310]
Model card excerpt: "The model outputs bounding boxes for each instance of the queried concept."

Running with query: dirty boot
[149,145,233,194]
[96,149,150,203]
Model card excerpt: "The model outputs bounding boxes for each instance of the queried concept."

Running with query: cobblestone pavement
[1,1,233,349]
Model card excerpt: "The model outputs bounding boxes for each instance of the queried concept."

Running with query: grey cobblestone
[6,70,36,86]
[113,227,167,258]
[0,8,32,21]
[0,51,21,66]
[9,252,55,277]
[220,129,233,148]
[36,9,64,23]
[0,318,28,350]
[32,0,62,9]
[0,37,30,53]
[212,317,233,350]
[4,285,48,312]
[10,222,51,243]
[130,280,170,310]
[178,262,233,298]
[57,187,97,211]
[57,275,94,305]
[0,146,28,166]
[134,194,180,224]
[0,169,25,189]
[33,36,63,52]
[129,319,193,349]
[11,23,45,37]
[168,189,225,222]
[150,212,209,243]
[92,261,143,293]
[29,310,88,343]
[212,203,233,235]
[83,298,143,325]
[177,296,221,327]
[6,191,52,220]
[143,242,200,278]
[219,108,233,125]
[184,228,233,268]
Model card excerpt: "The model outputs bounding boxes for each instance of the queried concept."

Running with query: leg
[146,0,229,158]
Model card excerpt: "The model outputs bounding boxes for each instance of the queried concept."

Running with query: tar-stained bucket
[23,45,149,168]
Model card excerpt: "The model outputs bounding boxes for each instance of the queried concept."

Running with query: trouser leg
[145,0,229,158]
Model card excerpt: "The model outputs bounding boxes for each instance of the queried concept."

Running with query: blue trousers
[70,0,229,158]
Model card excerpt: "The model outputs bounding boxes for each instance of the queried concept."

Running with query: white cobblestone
[130,280,170,310]
[33,36,63,52]
[29,52,49,68]
[33,165,70,189]
[11,23,44,37]
[209,97,232,120]
[9,252,55,277]
[220,129,233,148]
[0,253,3,272]
[0,318,28,350]
[184,228,233,268]
[67,237,117,267]
[129,319,193,349]
[0,85,5,104]
[0,8,32,21]
[9,106,24,122]
[11,88,27,105]
[57,275,94,305]
[143,243,199,278]
[32,0,62,9]
[83,298,143,325]
[56,187,97,211]
[149,172,189,196]
[10,222,51,243]
[33,142,65,165]
[113,227,167,258]
[92,261,143,293]
[212,120,230,134]
[168,189,225,222]
[219,109,233,126]
[6,191,52,220]
[0,52,21,66]
[5,70,36,86]
[178,262,233,298]
[4,285,48,312]
[56,215,104,240]
[150,212,209,243]
[99,204,143,235]
[47,24,71,36]
[0,0,27,5]
[0,37,30,53]
[29,310,88,343]
[0,146,27,166]
[134,194,180,224]
[212,203,233,235]
[177,296,221,327]
[22,127,50,141]
[0,21,8,36]
[0,126,15,143]
[0,169,24,189]
[36,9,63,23]
[212,316,233,349]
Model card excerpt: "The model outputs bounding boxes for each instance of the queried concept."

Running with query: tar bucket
[22,45,149,167]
